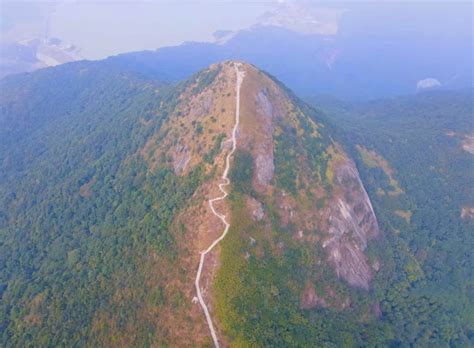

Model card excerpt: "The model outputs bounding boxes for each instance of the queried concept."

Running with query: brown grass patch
[357,145,403,196]
[395,210,412,223]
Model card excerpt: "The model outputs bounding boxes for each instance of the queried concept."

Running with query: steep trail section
[194,63,245,348]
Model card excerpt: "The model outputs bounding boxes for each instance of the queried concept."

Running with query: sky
[48,1,274,58]
[0,0,472,59]
[0,1,276,58]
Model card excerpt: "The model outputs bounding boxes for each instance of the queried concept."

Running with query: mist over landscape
[2,0,472,98]
[0,1,473,347]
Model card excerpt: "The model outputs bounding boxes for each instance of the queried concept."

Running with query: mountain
[0,60,376,346]
[3,2,471,101]
[0,60,472,347]
[0,37,82,79]
[97,0,473,101]
[140,62,380,346]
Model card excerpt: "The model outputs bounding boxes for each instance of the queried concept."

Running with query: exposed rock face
[324,157,379,290]
[416,77,442,91]
[462,133,474,154]
[461,206,474,220]
[276,190,297,227]
[173,144,191,175]
[300,282,350,310]
[246,196,265,221]
[372,302,382,318]
[300,283,329,309]
[253,90,275,189]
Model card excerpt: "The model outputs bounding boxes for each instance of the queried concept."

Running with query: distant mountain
[2,2,470,101]
[0,37,82,79]
[0,58,472,346]
[102,17,472,100]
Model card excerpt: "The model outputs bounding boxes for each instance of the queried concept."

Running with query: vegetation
[191,65,222,95]
[229,150,255,196]
[204,133,226,164]
[0,63,205,346]
[274,125,299,194]
[215,88,473,347]
[309,89,474,346]
[1,57,471,347]
[215,100,385,347]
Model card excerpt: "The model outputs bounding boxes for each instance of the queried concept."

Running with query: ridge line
[194,63,245,348]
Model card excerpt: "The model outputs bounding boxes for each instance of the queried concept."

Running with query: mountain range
[2,1,472,100]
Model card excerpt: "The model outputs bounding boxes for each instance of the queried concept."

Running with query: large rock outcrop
[323,157,379,289]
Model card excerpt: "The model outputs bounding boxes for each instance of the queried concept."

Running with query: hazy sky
[1,0,472,59]
[49,1,274,58]
[1,1,277,58]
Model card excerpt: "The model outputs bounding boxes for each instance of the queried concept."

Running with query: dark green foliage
[191,65,222,95]
[274,125,299,194]
[308,89,474,346]
[204,133,226,164]
[195,122,204,134]
[229,150,254,195]
[0,64,204,346]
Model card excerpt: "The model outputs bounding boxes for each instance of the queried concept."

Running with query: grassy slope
[213,86,385,346]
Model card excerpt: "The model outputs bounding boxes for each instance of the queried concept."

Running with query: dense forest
[0,63,208,345]
[309,90,474,345]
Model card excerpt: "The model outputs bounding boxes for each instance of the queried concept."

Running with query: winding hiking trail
[194,64,245,348]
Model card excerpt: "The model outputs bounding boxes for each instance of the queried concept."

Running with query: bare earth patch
[461,133,474,154]
[461,206,474,220]
[356,145,403,196]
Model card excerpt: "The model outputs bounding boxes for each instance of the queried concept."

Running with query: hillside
[309,89,474,345]
[1,61,471,346]
[141,62,381,346]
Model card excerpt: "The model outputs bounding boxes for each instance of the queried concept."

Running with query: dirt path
[194,63,245,348]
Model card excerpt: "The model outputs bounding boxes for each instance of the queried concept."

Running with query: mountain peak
[134,60,381,344]
[140,59,379,290]
[0,56,387,346]
[141,60,281,176]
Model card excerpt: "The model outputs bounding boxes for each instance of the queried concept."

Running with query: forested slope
[0,62,207,346]
[309,89,474,345]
